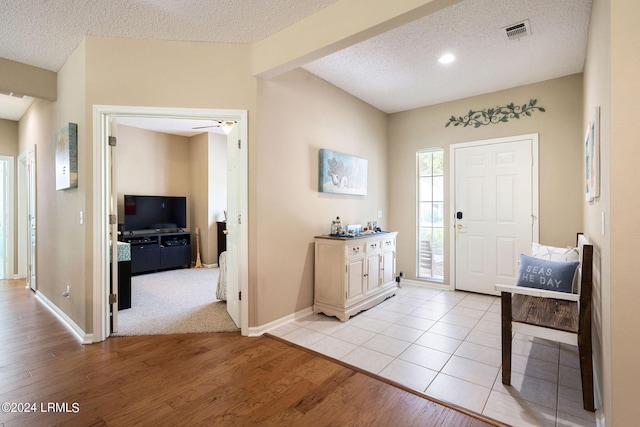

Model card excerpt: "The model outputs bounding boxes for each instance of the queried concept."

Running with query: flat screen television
[123,195,187,232]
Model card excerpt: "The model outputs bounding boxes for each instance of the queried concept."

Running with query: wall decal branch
[445,99,545,128]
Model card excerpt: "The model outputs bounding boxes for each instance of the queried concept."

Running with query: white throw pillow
[531,242,579,262]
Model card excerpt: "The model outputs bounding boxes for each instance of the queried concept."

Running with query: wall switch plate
[378,210,383,218]
[79,211,84,225]
[601,211,606,236]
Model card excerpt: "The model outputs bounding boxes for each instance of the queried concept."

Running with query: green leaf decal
[444,99,545,128]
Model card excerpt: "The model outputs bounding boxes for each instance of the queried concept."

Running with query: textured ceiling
[0,0,592,125]
[303,0,593,113]
[0,0,339,72]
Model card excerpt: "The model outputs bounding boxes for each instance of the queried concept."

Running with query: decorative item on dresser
[314,232,398,321]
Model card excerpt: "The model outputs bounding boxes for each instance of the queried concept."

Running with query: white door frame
[0,155,15,279]
[18,152,27,280]
[449,133,539,292]
[92,105,249,342]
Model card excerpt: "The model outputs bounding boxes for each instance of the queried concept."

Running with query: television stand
[120,231,191,274]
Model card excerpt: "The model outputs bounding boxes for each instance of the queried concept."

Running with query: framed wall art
[55,122,78,191]
[319,149,368,196]
[585,107,600,202]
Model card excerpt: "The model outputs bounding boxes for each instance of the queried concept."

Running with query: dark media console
[120,231,191,274]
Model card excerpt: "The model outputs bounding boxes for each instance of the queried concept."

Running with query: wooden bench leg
[578,331,595,411]
[501,292,512,385]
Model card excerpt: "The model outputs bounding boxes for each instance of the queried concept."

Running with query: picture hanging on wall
[319,149,368,196]
[585,107,600,202]
[55,122,78,191]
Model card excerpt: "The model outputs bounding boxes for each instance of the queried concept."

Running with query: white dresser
[314,232,398,321]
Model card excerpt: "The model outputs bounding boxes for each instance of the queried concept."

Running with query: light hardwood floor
[0,279,502,426]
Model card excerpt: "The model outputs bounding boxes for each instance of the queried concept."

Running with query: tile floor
[269,284,597,427]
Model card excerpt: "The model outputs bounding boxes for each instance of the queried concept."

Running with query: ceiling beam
[0,57,57,101]
[251,0,462,79]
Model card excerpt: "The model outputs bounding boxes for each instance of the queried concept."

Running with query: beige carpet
[112,267,239,336]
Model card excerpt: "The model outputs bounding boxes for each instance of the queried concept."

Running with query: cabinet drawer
[347,243,365,257]
[366,240,382,253]
[381,237,396,251]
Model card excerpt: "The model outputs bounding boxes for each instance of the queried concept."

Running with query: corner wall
[255,68,388,325]
[582,0,610,422]
[0,119,18,156]
[388,74,584,284]
[28,39,88,330]
[80,36,256,330]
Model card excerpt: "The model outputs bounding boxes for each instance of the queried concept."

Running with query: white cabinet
[314,232,398,321]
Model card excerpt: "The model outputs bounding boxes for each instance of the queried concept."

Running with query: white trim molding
[247,307,315,337]
[36,291,93,344]
[92,105,249,342]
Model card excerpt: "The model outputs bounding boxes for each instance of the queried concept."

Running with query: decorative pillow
[531,242,579,262]
[531,243,580,292]
[516,254,579,293]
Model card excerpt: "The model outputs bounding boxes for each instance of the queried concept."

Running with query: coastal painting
[319,149,367,196]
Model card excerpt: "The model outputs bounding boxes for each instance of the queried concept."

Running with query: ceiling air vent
[503,20,531,41]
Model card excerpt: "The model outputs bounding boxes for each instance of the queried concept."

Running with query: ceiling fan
[192,120,237,134]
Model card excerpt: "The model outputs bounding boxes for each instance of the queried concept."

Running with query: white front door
[453,135,538,295]
[225,124,241,327]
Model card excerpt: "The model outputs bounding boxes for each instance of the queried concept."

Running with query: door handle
[223,229,229,235]
[456,224,465,230]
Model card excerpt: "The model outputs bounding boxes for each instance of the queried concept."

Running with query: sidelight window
[417,149,444,281]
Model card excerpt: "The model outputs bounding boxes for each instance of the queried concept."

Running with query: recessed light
[438,53,455,64]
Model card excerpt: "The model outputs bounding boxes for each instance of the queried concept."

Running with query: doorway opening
[18,147,36,290]
[0,156,15,279]
[92,105,248,342]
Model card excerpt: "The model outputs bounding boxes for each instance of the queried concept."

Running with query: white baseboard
[35,291,93,344]
[191,263,218,268]
[246,306,315,337]
[247,280,449,337]
[399,278,450,291]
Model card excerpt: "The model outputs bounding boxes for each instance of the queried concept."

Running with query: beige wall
[388,74,584,284]
[19,35,256,331]
[33,40,88,329]
[255,68,388,325]
[188,132,209,264]
[607,0,640,424]
[0,119,18,156]
[0,118,19,275]
[116,125,192,215]
[115,126,226,267]
[582,0,610,421]
[208,133,227,264]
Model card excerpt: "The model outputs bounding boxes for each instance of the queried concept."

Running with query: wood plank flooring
[0,279,502,426]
